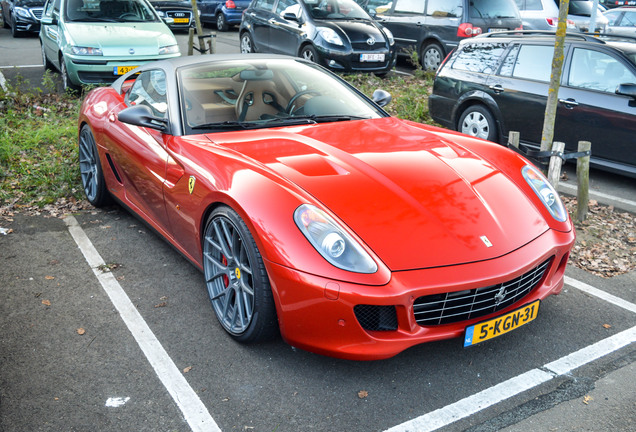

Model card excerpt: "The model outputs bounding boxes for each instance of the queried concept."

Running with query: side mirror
[41,15,58,25]
[617,83,636,107]
[283,12,301,23]
[372,89,391,107]
[118,105,169,132]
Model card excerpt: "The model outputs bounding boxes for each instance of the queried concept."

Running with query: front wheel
[203,206,278,343]
[458,105,498,142]
[240,32,254,53]
[300,45,318,63]
[60,57,81,93]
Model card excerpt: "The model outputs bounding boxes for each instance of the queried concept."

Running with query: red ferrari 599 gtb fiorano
[78,54,575,360]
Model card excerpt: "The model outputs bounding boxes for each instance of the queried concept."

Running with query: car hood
[64,23,176,56]
[149,0,191,9]
[207,117,549,271]
[321,19,387,45]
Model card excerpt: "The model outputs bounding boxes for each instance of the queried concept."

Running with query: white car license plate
[488,28,507,33]
[360,53,385,62]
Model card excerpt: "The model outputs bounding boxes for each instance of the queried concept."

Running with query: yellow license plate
[464,300,540,347]
[173,17,189,23]
[114,65,139,76]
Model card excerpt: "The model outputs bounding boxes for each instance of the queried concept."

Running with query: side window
[276,0,298,16]
[393,0,424,13]
[603,10,621,26]
[426,0,462,17]
[503,44,553,82]
[254,0,275,11]
[568,48,636,93]
[451,43,507,73]
[127,70,168,118]
[621,11,636,27]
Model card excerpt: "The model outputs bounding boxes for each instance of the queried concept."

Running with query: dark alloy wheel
[240,32,254,53]
[203,206,278,343]
[79,125,111,207]
[216,13,228,31]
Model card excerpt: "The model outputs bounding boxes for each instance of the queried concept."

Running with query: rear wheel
[79,124,111,207]
[216,13,228,31]
[458,105,498,142]
[41,43,54,71]
[203,206,278,343]
[420,42,444,71]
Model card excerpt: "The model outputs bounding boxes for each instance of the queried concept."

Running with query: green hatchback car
[39,0,180,91]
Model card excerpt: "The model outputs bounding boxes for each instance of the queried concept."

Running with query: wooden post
[189,0,207,54]
[508,131,520,149]
[548,141,565,187]
[187,27,194,56]
[576,141,591,222]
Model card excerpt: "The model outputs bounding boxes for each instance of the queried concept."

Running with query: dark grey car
[372,0,523,71]
[429,32,636,178]
[1,0,44,36]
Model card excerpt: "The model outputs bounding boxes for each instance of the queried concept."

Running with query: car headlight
[15,7,31,18]
[156,10,166,17]
[294,204,377,274]
[318,27,344,46]
[159,44,180,55]
[382,26,394,45]
[70,46,103,55]
[522,165,568,222]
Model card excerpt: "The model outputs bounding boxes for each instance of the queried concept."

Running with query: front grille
[31,8,44,19]
[78,71,120,84]
[354,305,398,331]
[351,42,387,51]
[414,258,552,326]
[166,10,192,22]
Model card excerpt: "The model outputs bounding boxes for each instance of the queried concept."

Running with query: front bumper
[65,53,180,86]
[316,45,398,73]
[267,227,574,360]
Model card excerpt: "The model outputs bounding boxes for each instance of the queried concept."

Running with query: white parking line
[0,71,6,91]
[0,64,44,69]
[384,278,636,432]
[64,215,220,432]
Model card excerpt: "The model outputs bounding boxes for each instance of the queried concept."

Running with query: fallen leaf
[583,395,593,405]
[154,302,167,308]
[45,275,55,280]
[77,328,86,335]
[42,299,51,306]
[183,366,192,373]
[358,390,368,399]
[602,324,612,329]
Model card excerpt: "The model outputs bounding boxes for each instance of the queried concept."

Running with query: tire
[11,15,21,38]
[79,124,111,207]
[216,13,228,31]
[458,105,498,142]
[420,42,444,72]
[240,32,254,54]
[203,206,278,343]
[41,43,54,71]
[300,44,318,63]
[60,56,80,93]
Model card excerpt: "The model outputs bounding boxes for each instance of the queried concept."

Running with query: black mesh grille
[354,305,398,331]
[414,258,552,326]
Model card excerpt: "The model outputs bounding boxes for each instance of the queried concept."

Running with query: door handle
[559,98,579,108]
[489,84,504,94]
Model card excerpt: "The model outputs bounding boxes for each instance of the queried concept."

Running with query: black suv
[371,0,523,71]
[429,31,636,178]
[1,0,44,36]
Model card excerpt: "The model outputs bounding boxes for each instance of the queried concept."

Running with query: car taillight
[545,17,575,27]
[515,25,523,31]
[457,22,482,38]
[225,0,236,8]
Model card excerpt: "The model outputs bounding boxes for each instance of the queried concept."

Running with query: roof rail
[583,32,636,43]
[478,30,606,44]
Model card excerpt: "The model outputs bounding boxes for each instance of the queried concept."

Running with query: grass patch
[0,73,83,209]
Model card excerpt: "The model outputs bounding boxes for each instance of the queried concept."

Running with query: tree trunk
[540,0,570,152]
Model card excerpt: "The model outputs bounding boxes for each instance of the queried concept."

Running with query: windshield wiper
[191,121,251,131]
[292,114,369,123]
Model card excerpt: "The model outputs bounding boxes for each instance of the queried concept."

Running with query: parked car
[78,54,575,359]
[429,31,636,178]
[371,0,524,71]
[39,0,180,91]
[514,0,608,32]
[1,0,44,36]
[149,0,196,31]
[603,6,636,37]
[197,0,249,31]
[239,0,397,74]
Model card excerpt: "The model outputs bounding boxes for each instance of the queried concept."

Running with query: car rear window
[451,42,507,73]
[470,0,520,19]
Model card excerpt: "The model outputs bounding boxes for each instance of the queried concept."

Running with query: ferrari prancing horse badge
[188,176,196,195]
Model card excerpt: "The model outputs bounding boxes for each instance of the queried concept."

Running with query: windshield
[65,0,159,23]
[178,59,384,133]
[304,0,370,20]
[469,0,520,19]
